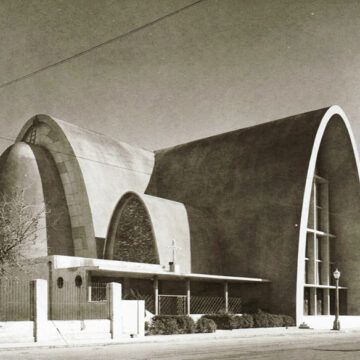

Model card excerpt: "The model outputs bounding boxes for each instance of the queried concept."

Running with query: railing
[0,279,32,321]
[228,297,242,313]
[50,283,109,320]
[190,296,224,314]
[158,295,187,315]
[142,294,155,314]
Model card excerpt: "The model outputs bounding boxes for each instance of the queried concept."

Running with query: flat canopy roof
[50,255,270,283]
[85,266,270,283]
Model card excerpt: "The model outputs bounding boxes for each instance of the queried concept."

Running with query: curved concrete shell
[0,142,73,257]
[296,106,360,324]
[16,114,154,258]
[146,105,360,322]
[105,191,191,273]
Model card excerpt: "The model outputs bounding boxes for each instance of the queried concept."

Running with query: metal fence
[142,294,155,314]
[50,283,109,320]
[0,279,32,321]
[190,296,242,314]
[228,297,242,313]
[158,295,187,315]
[190,296,224,314]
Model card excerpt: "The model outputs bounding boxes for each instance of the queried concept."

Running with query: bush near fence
[201,314,238,330]
[196,317,217,333]
[200,311,295,330]
[148,315,196,335]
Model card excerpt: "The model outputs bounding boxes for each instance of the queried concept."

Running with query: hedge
[196,317,217,333]
[148,312,295,335]
[201,314,238,330]
[148,315,196,335]
[252,310,295,328]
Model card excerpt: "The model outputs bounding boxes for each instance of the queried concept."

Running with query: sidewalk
[1,326,360,351]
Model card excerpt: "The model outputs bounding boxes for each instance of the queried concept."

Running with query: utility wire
[0,0,207,90]
[0,134,152,175]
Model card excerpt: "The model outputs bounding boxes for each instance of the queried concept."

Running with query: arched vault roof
[146,105,360,321]
[105,191,191,273]
[16,114,154,257]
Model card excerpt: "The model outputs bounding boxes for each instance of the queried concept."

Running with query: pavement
[1,326,360,351]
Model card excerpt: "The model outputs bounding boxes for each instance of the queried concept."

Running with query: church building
[1,105,360,327]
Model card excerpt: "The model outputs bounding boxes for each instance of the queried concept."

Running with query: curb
[1,327,360,351]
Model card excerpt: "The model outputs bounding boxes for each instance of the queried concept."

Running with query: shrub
[252,310,295,328]
[233,313,254,328]
[202,314,238,330]
[174,315,196,334]
[144,321,150,331]
[282,315,295,327]
[196,317,217,333]
[148,315,196,335]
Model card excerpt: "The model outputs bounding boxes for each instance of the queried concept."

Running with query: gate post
[153,277,159,315]
[224,281,229,313]
[107,282,122,339]
[31,279,48,342]
[186,279,191,315]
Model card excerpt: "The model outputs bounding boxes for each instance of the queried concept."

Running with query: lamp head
[333,268,341,280]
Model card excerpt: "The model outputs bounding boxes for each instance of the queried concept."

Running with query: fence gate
[158,295,187,315]
[0,280,31,321]
[50,282,109,320]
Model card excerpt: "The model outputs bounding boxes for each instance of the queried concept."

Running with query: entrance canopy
[52,255,270,284]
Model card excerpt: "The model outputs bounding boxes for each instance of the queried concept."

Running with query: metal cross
[168,238,181,264]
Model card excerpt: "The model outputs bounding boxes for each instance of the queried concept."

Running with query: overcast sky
[1,0,360,154]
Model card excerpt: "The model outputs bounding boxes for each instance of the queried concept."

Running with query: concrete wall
[146,107,330,317]
[316,116,360,314]
[105,192,191,273]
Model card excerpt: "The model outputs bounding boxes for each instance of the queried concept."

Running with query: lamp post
[332,268,341,331]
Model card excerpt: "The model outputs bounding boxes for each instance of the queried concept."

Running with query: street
[1,330,360,359]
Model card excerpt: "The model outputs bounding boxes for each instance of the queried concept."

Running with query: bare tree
[0,188,46,276]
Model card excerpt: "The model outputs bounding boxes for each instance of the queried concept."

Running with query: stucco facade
[1,105,360,325]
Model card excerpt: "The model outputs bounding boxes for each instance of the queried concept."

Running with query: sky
[1,0,360,153]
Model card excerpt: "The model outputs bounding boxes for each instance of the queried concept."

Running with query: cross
[168,238,181,264]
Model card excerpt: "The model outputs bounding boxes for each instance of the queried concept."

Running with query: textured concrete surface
[146,106,360,320]
[105,192,191,272]
[16,114,154,257]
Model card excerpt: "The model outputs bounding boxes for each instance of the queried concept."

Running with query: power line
[0,0,207,90]
[0,134,152,175]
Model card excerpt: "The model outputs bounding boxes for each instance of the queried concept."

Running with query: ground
[1,329,360,359]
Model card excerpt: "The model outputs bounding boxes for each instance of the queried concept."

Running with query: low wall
[45,320,111,342]
[303,315,360,329]
[0,280,145,344]
[0,321,34,344]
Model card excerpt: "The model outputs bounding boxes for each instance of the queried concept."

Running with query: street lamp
[332,268,341,331]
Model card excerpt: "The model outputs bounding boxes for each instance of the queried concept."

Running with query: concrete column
[224,282,229,313]
[31,279,48,342]
[310,287,317,315]
[186,279,191,315]
[137,300,145,337]
[107,282,122,339]
[153,277,159,315]
[323,288,330,315]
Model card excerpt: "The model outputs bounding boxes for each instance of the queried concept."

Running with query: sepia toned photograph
[1,1,360,359]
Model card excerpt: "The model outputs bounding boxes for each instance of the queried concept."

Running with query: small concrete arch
[105,191,191,272]
[104,191,160,264]
[296,105,360,324]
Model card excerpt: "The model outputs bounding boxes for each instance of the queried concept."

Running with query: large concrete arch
[17,115,97,257]
[296,105,360,324]
[146,105,360,320]
[105,191,191,272]
[16,114,155,258]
